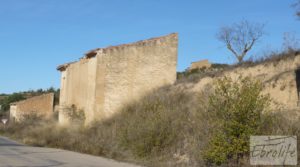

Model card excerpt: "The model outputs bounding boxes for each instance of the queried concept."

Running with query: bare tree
[217,20,265,63]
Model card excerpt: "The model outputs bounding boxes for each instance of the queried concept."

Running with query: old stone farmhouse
[57,33,178,124]
[10,93,54,122]
[189,59,211,71]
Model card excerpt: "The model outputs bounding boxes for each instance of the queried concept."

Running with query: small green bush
[203,76,271,166]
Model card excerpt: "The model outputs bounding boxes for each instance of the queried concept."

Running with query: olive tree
[217,20,265,63]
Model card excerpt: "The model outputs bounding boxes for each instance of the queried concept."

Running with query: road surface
[0,136,141,167]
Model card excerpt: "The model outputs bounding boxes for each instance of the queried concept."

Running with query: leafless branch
[217,20,265,63]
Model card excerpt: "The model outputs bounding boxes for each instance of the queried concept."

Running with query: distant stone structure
[10,93,54,122]
[189,59,211,70]
[57,33,178,124]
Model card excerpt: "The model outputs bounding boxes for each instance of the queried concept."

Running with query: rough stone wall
[58,33,178,124]
[191,54,300,114]
[99,34,178,119]
[189,59,211,70]
[9,93,54,122]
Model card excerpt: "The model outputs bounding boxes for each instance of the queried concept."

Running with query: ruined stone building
[10,93,54,122]
[189,59,211,71]
[57,33,178,124]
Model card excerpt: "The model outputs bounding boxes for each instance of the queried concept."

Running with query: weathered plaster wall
[99,33,177,118]
[10,93,54,122]
[59,57,97,123]
[58,33,178,123]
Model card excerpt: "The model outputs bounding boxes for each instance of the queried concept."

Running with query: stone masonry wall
[58,33,178,124]
[10,93,54,122]
[189,59,211,70]
[59,57,97,123]
[97,33,178,119]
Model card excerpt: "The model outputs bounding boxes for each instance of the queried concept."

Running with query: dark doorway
[295,69,300,106]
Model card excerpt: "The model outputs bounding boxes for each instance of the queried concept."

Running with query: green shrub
[203,76,271,166]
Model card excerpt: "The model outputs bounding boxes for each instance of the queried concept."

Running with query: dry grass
[1,84,299,167]
[0,86,206,166]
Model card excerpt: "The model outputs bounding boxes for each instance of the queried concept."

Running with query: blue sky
[0,0,299,94]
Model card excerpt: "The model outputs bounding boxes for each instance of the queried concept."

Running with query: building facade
[57,33,178,124]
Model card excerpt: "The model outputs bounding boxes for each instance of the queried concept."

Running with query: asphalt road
[0,136,140,167]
